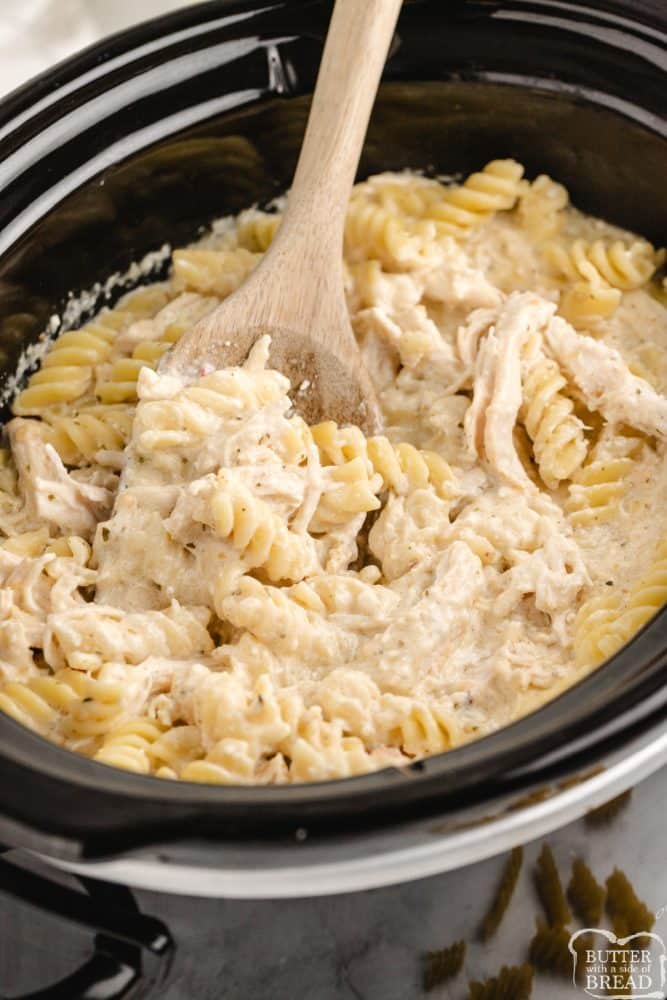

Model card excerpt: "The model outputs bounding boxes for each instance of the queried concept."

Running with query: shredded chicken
[8,419,113,538]
[546,316,667,438]
[464,293,557,486]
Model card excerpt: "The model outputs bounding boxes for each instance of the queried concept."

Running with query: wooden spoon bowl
[161,0,404,435]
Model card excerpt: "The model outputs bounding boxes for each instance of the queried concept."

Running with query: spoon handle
[275,0,403,250]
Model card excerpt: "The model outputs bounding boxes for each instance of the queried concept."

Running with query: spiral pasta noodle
[309,456,382,531]
[311,421,454,498]
[181,738,257,784]
[545,238,663,291]
[12,288,170,417]
[521,358,587,487]
[422,940,465,992]
[567,858,606,926]
[41,404,134,466]
[606,868,655,938]
[603,540,667,645]
[529,919,572,977]
[133,363,287,456]
[545,238,663,329]
[566,432,645,527]
[149,725,203,778]
[207,474,314,583]
[573,592,619,668]
[468,964,533,1000]
[559,278,622,327]
[379,695,454,757]
[60,677,125,742]
[344,198,438,268]
[518,173,569,240]
[575,540,667,667]
[12,325,113,415]
[1,160,665,787]
[425,159,524,235]
[0,669,89,736]
[288,714,374,782]
[236,210,282,252]
[217,575,349,663]
[94,717,165,773]
[96,318,214,406]
[534,844,571,926]
[478,847,524,940]
[353,172,443,219]
[97,332,183,405]
[172,247,260,296]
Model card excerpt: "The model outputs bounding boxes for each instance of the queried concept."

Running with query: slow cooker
[0,0,665,991]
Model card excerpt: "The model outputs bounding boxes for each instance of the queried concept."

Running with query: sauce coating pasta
[1,161,665,783]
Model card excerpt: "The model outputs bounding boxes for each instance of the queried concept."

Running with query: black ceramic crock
[0,0,664,896]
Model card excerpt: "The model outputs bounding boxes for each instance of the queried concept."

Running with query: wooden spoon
[161,0,404,433]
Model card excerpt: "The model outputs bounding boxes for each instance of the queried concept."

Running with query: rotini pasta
[468,964,533,1000]
[355,171,443,219]
[378,694,454,757]
[545,238,663,292]
[236,210,282,252]
[11,291,171,416]
[521,357,587,487]
[567,858,606,926]
[217,575,351,664]
[559,278,622,328]
[546,238,664,329]
[59,677,126,743]
[172,247,260,296]
[534,844,571,927]
[529,919,572,977]
[478,847,524,941]
[424,159,524,235]
[606,868,655,938]
[344,197,438,268]
[311,421,455,498]
[566,431,645,527]
[575,540,667,667]
[0,669,89,736]
[41,404,134,466]
[149,725,203,776]
[94,717,165,772]
[518,173,569,240]
[204,472,316,583]
[422,940,465,992]
[180,740,257,784]
[584,788,632,826]
[0,161,664,784]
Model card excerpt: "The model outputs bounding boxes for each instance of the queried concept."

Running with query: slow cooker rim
[0,0,664,858]
[1,0,665,133]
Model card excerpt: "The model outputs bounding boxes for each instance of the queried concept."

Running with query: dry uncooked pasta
[529,920,572,977]
[422,939,466,992]
[567,859,606,926]
[605,869,655,938]
[468,963,533,1000]
[0,160,665,784]
[478,846,524,941]
[534,844,571,927]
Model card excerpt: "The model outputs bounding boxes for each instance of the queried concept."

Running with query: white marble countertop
[0,0,198,97]
[133,768,667,999]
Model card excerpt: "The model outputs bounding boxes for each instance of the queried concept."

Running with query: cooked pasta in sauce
[0,161,665,783]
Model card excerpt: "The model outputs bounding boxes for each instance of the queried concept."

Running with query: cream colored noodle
[0,161,666,784]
